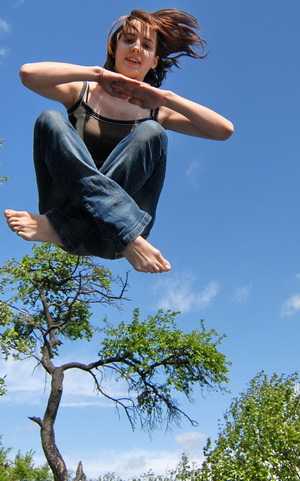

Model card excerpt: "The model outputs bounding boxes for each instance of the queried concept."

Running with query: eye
[123,33,136,43]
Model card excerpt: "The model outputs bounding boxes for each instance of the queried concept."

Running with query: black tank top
[68,81,159,169]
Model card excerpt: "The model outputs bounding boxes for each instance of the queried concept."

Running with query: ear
[151,56,159,69]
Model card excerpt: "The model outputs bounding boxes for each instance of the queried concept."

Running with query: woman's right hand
[97,67,141,100]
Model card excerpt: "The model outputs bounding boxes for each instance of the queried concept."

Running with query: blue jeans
[33,110,168,259]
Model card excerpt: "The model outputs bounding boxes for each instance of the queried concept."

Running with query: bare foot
[4,209,63,246]
[122,236,171,273]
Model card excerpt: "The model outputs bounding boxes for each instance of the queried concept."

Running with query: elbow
[218,121,234,141]
[19,63,34,87]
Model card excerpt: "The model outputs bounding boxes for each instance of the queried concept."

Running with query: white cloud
[155,271,220,314]
[61,367,128,408]
[0,47,9,57]
[0,19,10,59]
[281,293,300,316]
[1,359,207,479]
[0,357,47,404]
[0,356,129,408]
[230,284,252,304]
[0,19,11,35]
[185,160,201,188]
[61,441,206,479]
[63,447,179,479]
[175,431,207,453]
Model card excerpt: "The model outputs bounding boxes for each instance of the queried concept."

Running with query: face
[114,20,159,81]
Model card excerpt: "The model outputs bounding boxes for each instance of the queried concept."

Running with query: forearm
[161,90,234,140]
[19,61,103,89]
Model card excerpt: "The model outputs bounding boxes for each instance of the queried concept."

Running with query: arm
[19,62,104,108]
[158,91,234,141]
[109,80,234,141]
[19,62,142,109]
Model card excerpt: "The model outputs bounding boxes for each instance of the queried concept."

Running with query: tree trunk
[30,367,69,481]
[74,461,87,481]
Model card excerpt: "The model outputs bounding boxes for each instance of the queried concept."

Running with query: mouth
[125,57,140,65]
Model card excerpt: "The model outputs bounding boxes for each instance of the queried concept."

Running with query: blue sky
[1,0,300,478]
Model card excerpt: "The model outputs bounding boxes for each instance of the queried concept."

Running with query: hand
[113,81,165,110]
[98,68,141,100]
[98,68,165,110]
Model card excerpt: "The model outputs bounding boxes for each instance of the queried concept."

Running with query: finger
[128,98,143,107]
[113,79,141,87]
[112,82,141,95]
[107,88,130,100]
[114,91,130,100]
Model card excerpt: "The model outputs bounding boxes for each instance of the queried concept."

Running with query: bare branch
[28,415,43,428]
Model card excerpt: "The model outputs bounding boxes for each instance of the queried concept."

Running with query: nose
[131,39,141,52]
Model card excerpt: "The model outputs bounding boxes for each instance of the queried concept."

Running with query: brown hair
[103,8,207,87]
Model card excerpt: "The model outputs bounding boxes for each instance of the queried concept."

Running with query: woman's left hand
[112,80,165,110]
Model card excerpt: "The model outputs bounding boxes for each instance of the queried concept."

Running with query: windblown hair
[103,8,207,87]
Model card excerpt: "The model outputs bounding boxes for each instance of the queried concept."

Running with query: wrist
[161,90,175,108]
[93,66,105,81]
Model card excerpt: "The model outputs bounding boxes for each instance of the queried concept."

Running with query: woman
[4,8,233,273]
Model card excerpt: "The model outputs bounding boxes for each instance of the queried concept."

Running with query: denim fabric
[33,110,168,259]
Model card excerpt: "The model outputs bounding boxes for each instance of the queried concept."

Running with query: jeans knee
[137,120,168,150]
[35,110,66,133]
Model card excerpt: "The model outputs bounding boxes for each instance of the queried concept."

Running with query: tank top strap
[67,81,89,115]
[150,107,160,121]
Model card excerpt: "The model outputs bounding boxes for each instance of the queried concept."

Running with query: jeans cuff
[45,209,78,254]
[120,211,152,247]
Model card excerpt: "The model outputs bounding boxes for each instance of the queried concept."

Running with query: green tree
[0,139,8,184]
[199,371,300,481]
[0,138,7,393]
[166,453,200,481]
[0,376,6,396]
[0,244,229,481]
[0,436,53,481]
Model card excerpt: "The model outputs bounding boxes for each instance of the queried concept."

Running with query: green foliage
[0,244,229,433]
[200,371,300,481]
[0,139,8,184]
[97,474,124,481]
[0,438,10,473]
[0,375,6,396]
[0,437,53,481]
[162,453,201,481]
[0,244,229,480]
[100,310,229,430]
[0,243,124,359]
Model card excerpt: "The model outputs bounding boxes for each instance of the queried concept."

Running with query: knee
[137,120,168,149]
[35,110,66,132]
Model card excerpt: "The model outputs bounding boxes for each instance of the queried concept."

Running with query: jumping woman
[5,8,233,273]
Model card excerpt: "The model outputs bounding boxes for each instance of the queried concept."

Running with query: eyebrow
[124,31,155,44]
